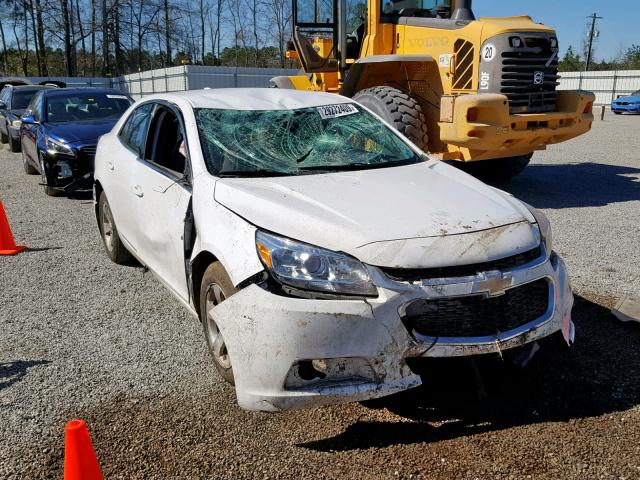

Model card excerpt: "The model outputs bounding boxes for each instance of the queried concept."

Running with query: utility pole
[585,12,602,71]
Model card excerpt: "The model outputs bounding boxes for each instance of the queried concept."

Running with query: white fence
[18,67,640,106]
[559,70,640,106]
[113,65,299,98]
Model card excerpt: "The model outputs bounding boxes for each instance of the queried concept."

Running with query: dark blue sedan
[612,90,640,115]
[20,88,133,195]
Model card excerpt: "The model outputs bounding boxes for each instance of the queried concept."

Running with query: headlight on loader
[255,230,377,297]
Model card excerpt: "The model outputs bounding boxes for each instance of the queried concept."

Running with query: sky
[475,0,638,61]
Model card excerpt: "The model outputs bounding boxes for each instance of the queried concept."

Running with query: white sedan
[93,88,574,412]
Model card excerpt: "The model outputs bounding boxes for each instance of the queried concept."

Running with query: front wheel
[98,191,132,264]
[9,135,21,152]
[353,86,429,151]
[0,126,8,144]
[459,153,533,182]
[200,262,238,385]
[39,153,59,196]
[23,151,37,174]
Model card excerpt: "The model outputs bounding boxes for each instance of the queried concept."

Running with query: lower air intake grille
[402,278,550,338]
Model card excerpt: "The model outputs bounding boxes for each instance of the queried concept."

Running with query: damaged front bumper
[210,250,574,412]
[41,145,96,193]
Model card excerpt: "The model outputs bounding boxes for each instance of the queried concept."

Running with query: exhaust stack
[451,0,475,21]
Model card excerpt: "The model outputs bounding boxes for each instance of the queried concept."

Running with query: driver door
[128,103,192,302]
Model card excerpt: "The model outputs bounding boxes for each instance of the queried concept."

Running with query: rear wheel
[459,153,533,182]
[353,86,429,151]
[200,262,238,385]
[99,191,132,264]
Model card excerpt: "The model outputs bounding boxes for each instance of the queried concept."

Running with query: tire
[352,86,429,151]
[9,135,20,152]
[98,191,133,264]
[459,153,533,182]
[200,262,238,385]
[0,125,8,144]
[613,111,622,115]
[39,153,59,196]
[22,150,37,174]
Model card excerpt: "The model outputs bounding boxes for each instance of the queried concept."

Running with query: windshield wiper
[218,169,292,178]
[298,157,420,172]
[296,148,313,164]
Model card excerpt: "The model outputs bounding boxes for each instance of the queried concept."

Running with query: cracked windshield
[195,104,422,177]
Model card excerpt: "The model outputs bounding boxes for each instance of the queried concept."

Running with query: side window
[27,92,42,121]
[144,106,187,176]
[0,88,9,108]
[118,103,154,156]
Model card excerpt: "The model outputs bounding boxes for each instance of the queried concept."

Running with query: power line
[585,12,603,71]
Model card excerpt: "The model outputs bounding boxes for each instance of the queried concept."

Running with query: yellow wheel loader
[271,0,595,180]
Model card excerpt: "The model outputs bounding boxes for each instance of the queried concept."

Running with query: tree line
[0,0,297,77]
[558,44,640,72]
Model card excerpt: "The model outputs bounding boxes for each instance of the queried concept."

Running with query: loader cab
[292,0,371,73]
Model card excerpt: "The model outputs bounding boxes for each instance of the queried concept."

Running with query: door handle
[106,160,114,171]
[132,184,144,197]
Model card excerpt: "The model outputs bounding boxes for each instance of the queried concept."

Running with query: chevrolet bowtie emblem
[473,271,514,297]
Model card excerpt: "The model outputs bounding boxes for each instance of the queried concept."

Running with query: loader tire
[353,86,429,151]
[459,153,533,182]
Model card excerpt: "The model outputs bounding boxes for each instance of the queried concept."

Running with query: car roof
[42,87,130,98]
[10,85,56,92]
[156,88,353,111]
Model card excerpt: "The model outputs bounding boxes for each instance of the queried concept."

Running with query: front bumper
[612,103,640,113]
[439,90,595,161]
[8,124,21,140]
[41,146,95,192]
[210,251,574,411]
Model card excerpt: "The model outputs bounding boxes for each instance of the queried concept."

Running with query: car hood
[10,108,26,118]
[214,161,539,268]
[614,96,640,103]
[45,119,118,143]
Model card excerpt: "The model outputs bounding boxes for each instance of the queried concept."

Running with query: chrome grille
[500,40,559,113]
[79,145,97,160]
[381,246,542,282]
[402,278,550,338]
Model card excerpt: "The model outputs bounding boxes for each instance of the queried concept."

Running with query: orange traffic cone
[63,419,104,480]
[0,200,26,255]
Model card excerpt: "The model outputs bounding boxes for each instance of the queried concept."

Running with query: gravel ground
[1,112,639,479]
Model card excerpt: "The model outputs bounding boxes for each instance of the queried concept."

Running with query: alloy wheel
[205,283,231,370]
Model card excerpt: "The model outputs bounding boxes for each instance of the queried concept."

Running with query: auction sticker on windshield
[317,104,358,119]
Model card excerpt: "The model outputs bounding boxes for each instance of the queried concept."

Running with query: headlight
[526,205,552,256]
[255,230,377,297]
[45,137,74,156]
[11,119,21,128]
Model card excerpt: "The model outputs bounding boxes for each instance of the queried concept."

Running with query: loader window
[195,105,421,177]
[297,0,334,23]
[382,0,450,17]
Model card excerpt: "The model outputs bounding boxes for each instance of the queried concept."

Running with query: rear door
[127,103,192,301]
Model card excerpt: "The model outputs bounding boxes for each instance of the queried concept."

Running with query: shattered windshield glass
[194,104,422,177]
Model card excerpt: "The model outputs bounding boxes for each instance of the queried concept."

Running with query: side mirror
[21,114,37,124]
[0,100,6,110]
